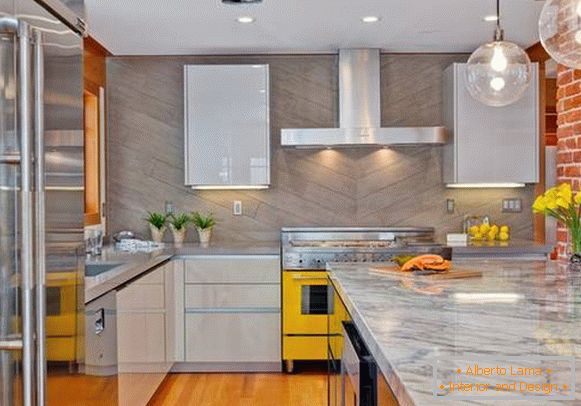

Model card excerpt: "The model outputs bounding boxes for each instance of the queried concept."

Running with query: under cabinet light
[192,185,269,190]
[446,183,525,189]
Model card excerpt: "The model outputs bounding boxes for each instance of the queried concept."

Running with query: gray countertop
[85,241,280,303]
[328,260,581,405]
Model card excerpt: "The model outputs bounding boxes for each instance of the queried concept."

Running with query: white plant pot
[171,226,187,245]
[197,228,212,246]
[150,224,166,243]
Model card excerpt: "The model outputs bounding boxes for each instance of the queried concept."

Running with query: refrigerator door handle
[18,20,35,406]
[33,27,46,406]
[0,338,24,351]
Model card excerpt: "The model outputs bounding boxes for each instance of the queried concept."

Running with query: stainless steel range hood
[281,49,447,148]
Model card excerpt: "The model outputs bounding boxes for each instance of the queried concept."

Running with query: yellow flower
[532,195,547,213]
[547,199,559,210]
[556,197,570,209]
[557,183,573,206]
[575,192,581,205]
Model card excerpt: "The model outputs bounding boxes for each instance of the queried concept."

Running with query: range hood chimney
[281,49,447,148]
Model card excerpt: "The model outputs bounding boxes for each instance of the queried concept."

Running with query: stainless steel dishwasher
[342,321,377,406]
[84,291,117,376]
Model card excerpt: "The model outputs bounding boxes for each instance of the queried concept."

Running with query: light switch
[502,198,522,213]
[233,201,242,216]
[446,199,455,214]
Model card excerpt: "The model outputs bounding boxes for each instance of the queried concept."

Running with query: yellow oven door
[283,271,331,335]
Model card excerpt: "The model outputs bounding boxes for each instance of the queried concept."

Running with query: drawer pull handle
[292,275,328,281]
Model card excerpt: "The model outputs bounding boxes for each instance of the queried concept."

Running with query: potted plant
[191,211,216,246]
[169,213,190,244]
[145,211,167,243]
[533,182,581,267]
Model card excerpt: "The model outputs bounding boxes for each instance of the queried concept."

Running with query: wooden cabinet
[443,63,539,185]
[116,261,174,406]
[377,370,400,406]
[184,64,270,189]
[179,256,281,371]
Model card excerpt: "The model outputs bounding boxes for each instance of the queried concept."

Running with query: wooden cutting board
[370,265,482,280]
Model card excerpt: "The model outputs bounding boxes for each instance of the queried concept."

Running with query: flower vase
[569,229,581,271]
[171,226,187,245]
[197,228,212,247]
[150,224,166,243]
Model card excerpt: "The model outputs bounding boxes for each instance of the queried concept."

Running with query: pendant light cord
[494,0,504,41]
[496,0,500,31]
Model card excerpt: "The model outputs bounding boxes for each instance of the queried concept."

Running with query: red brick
[558,151,573,163]
[558,70,574,86]
[564,94,581,110]
[558,127,574,138]
[565,166,581,177]
[564,109,581,124]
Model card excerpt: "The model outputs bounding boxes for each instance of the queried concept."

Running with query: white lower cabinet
[177,255,281,372]
[185,313,280,363]
[116,261,174,406]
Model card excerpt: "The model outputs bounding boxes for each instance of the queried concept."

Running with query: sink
[85,263,123,277]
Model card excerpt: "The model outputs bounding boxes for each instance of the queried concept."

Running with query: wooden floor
[148,372,327,406]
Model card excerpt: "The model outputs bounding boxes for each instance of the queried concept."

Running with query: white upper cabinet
[184,64,270,189]
[443,63,539,186]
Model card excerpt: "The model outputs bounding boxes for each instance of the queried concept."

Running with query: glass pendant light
[465,0,532,107]
[539,0,581,69]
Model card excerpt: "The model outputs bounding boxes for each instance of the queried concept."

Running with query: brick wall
[556,65,581,257]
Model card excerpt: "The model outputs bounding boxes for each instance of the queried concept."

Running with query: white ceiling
[84,0,545,55]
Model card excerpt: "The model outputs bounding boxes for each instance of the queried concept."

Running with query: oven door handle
[292,275,328,281]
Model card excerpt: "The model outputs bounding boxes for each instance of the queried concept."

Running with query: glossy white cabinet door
[184,64,270,188]
[443,63,539,184]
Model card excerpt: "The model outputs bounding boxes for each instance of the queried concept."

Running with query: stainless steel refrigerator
[0,0,85,404]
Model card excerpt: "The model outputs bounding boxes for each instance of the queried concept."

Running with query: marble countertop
[85,241,280,303]
[328,260,581,405]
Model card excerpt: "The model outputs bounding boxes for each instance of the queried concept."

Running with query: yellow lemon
[472,232,483,241]
[498,232,510,241]
[487,230,497,241]
[500,225,510,234]
[469,225,479,236]
[490,224,499,235]
[479,223,490,234]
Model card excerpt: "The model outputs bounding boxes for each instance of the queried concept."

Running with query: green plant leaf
[169,213,190,230]
[191,211,217,230]
[145,211,167,230]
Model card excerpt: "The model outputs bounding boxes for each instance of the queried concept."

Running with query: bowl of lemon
[468,223,510,242]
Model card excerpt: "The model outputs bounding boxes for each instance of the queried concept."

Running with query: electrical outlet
[233,201,242,216]
[446,199,455,214]
[164,201,175,215]
[502,198,522,213]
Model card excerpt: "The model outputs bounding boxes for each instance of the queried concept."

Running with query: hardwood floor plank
[148,373,327,406]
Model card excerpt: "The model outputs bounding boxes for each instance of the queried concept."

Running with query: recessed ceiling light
[361,16,380,23]
[236,16,255,23]
[483,15,499,22]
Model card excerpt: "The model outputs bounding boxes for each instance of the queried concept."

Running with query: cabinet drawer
[184,256,280,284]
[283,336,327,360]
[117,284,164,310]
[185,284,280,310]
[185,313,280,362]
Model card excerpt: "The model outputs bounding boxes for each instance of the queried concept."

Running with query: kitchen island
[328,260,581,405]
